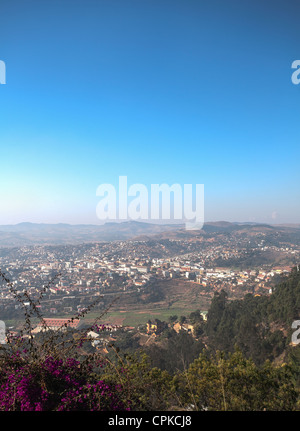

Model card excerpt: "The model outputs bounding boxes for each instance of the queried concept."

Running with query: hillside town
[0,230,298,325]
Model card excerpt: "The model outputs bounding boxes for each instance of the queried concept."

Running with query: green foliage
[99,347,299,411]
[144,330,205,374]
[188,310,203,325]
[100,353,174,411]
[268,269,300,322]
[179,315,186,324]
[204,267,300,364]
[110,330,141,355]
[173,349,298,411]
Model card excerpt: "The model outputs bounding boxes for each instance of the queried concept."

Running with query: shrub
[0,270,131,411]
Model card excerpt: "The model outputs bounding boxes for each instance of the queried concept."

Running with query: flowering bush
[0,355,129,411]
[0,271,131,411]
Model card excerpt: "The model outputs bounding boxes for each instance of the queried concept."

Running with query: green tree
[101,353,174,411]
[174,350,298,411]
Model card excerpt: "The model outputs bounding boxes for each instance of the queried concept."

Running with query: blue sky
[0,0,299,225]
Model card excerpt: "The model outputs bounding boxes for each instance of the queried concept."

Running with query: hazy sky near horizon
[0,0,299,225]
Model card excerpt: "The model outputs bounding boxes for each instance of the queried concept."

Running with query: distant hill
[0,221,183,247]
[0,220,299,247]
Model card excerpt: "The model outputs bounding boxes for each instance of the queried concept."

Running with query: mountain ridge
[0,220,299,247]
